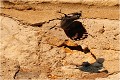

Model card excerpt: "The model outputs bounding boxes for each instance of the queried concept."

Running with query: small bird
[60,11,82,30]
[30,11,88,40]
[59,11,88,40]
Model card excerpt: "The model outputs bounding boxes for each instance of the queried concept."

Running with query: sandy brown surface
[1,0,119,6]
[1,1,119,22]
[0,1,120,80]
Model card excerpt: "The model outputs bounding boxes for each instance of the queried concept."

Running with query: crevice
[91,48,120,52]
[1,7,119,22]
[58,40,92,54]
[0,13,31,26]
[108,71,120,76]
[63,21,88,40]
[13,65,20,79]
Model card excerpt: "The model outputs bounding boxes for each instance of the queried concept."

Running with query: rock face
[4,0,119,6]
[0,1,119,80]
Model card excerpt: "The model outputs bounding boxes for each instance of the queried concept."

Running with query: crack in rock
[13,65,20,79]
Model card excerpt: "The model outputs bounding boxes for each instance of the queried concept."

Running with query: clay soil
[0,1,120,80]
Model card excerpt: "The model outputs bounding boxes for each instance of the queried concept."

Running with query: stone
[64,47,73,54]
[92,62,102,67]
[96,58,105,64]
[45,37,65,46]
[63,40,78,46]
[82,52,96,64]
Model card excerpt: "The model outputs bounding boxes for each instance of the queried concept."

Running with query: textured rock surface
[0,1,119,80]
[3,0,119,6]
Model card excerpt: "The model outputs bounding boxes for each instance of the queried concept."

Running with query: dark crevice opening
[64,21,88,40]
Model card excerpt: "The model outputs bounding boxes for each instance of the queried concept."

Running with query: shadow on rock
[64,21,88,40]
[77,58,108,73]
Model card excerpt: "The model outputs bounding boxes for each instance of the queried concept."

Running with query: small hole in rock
[64,21,88,40]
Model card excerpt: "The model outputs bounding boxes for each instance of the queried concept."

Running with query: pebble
[96,58,105,64]
[83,52,96,64]
[92,62,102,67]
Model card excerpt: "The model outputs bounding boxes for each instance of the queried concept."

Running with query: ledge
[3,0,119,6]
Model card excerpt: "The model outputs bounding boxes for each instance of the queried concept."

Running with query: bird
[30,11,88,40]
